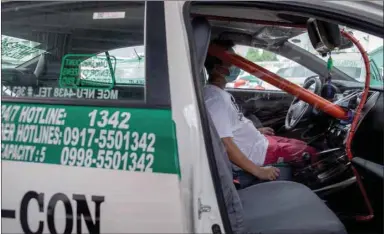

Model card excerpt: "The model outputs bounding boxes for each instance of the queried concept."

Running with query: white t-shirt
[203,84,269,167]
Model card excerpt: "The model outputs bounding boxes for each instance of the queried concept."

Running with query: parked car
[226,72,265,90]
[276,66,316,86]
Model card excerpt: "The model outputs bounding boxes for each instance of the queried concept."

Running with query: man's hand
[258,127,275,136]
[222,137,280,181]
[255,167,280,181]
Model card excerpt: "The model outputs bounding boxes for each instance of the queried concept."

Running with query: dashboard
[321,82,383,164]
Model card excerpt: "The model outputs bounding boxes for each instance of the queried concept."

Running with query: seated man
[203,39,317,187]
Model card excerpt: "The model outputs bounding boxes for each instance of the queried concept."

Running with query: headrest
[192,17,211,73]
[34,53,62,80]
[33,54,46,78]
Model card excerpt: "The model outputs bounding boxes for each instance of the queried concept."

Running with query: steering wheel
[285,76,322,130]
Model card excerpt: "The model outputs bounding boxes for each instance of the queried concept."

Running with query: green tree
[245,48,260,61]
[245,48,278,62]
[260,50,278,61]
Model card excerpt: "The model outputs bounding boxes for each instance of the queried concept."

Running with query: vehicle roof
[191,1,383,37]
[2,1,144,55]
[208,20,305,47]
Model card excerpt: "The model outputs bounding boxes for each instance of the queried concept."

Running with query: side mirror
[307,18,341,56]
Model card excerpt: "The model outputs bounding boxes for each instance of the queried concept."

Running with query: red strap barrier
[341,30,374,221]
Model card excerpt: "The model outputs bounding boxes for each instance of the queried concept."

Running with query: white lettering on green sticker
[59,54,117,90]
[1,35,45,66]
[1,103,179,174]
[2,86,119,100]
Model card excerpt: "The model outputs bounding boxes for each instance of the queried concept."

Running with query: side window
[1,2,147,103]
[369,60,379,81]
[227,45,314,91]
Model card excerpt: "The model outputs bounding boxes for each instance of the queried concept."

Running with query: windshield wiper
[105,51,116,87]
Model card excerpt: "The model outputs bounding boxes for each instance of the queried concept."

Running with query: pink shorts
[263,135,317,165]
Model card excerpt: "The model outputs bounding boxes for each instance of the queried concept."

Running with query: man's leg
[264,135,318,165]
[263,135,279,165]
[276,141,318,163]
[271,135,307,145]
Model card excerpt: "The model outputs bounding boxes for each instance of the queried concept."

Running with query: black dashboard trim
[352,157,384,179]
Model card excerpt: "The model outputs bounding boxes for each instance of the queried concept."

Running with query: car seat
[34,53,62,88]
[208,114,347,234]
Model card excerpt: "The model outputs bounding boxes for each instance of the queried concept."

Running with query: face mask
[225,66,241,82]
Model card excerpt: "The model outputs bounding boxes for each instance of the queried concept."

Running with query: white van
[1,1,383,234]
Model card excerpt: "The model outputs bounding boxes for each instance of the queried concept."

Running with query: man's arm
[222,137,280,181]
[204,96,279,180]
[258,127,275,136]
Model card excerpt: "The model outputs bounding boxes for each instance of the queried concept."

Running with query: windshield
[80,46,145,85]
[109,46,145,85]
[289,29,383,87]
[1,35,46,68]
[276,67,316,78]
[228,45,319,91]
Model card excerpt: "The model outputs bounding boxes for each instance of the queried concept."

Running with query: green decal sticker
[59,54,117,90]
[1,103,179,175]
[1,35,46,67]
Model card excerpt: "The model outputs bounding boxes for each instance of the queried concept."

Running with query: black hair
[205,39,235,80]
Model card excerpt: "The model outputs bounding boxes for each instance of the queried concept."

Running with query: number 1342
[88,110,131,129]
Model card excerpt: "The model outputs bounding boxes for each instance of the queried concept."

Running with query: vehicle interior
[1,1,383,234]
[187,2,383,234]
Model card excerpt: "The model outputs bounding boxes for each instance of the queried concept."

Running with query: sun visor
[217,32,253,46]
[253,27,293,46]
[217,27,304,49]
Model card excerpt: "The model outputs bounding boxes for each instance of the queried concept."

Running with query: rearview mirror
[307,18,341,56]
[338,36,354,50]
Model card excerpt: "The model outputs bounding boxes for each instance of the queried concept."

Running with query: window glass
[2,35,46,68]
[80,46,145,85]
[289,28,383,88]
[1,2,145,101]
[226,46,316,91]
